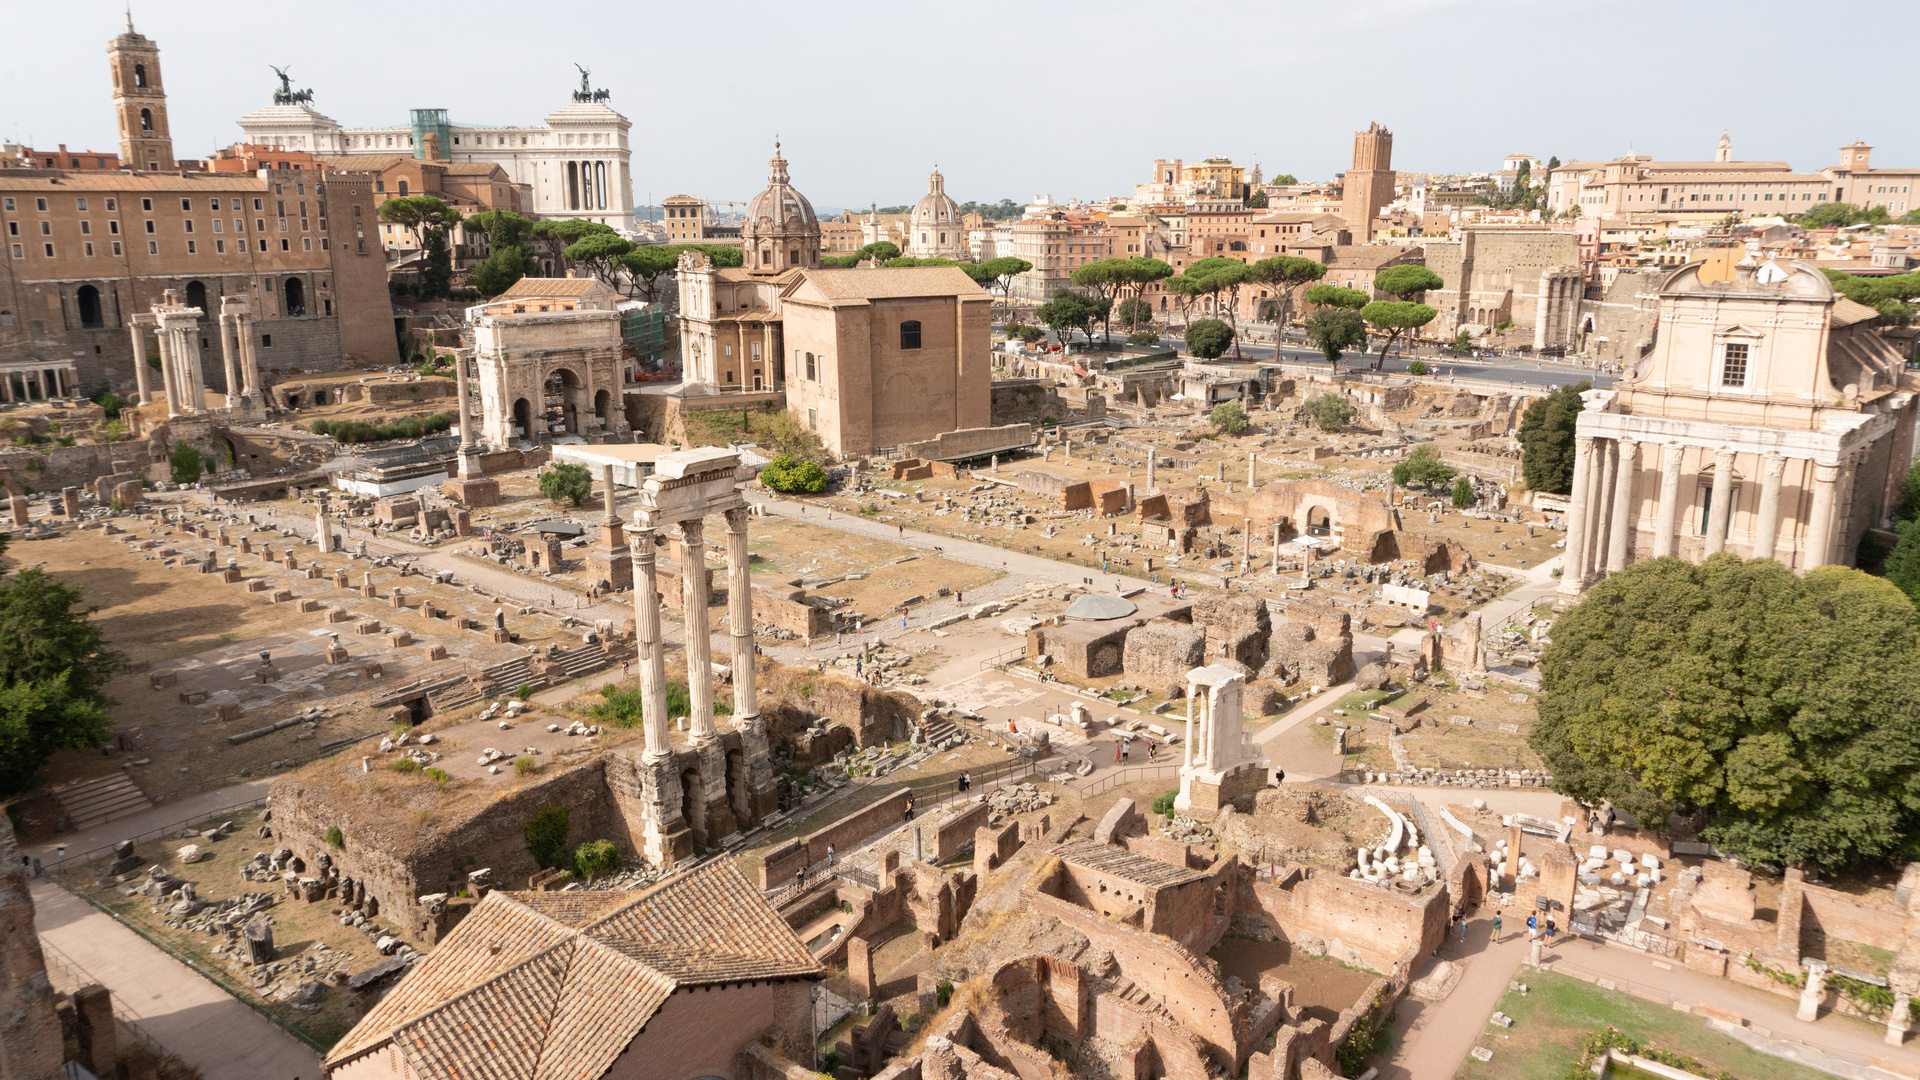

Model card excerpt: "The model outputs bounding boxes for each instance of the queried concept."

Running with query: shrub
[324,826,344,849]
[169,443,206,485]
[514,682,535,700]
[1184,318,1234,359]
[525,806,571,869]
[389,757,420,773]
[1209,400,1249,435]
[1303,393,1355,432]
[1392,444,1457,488]
[423,767,451,789]
[513,756,540,776]
[760,454,828,494]
[1003,322,1046,344]
[309,420,330,435]
[1126,330,1160,345]
[591,683,645,728]
[1407,359,1428,376]
[1152,789,1178,817]
[93,393,126,420]
[937,980,955,1008]
[539,462,594,507]
[1451,475,1474,508]
[573,838,620,881]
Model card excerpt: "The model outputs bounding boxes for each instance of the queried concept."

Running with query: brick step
[53,774,154,832]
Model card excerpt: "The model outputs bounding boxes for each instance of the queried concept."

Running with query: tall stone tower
[108,18,175,171]
[1344,122,1394,241]
[1716,133,1732,163]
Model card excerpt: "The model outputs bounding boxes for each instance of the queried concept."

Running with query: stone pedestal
[9,496,29,527]
[442,475,501,508]
[1798,963,1827,1022]
[1175,664,1269,817]
[61,487,81,518]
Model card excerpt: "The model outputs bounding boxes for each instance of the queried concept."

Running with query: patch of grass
[388,757,420,773]
[1454,970,1841,1080]
[513,756,540,776]
[217,632,240,644]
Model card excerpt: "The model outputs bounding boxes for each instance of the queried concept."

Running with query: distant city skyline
[5,0,1911,215]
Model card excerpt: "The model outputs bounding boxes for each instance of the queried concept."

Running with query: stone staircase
[920,714,962,747]
[52,774,154,832]
[433,644,613,711]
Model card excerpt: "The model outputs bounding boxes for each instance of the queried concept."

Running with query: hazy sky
[6,0,1913,213]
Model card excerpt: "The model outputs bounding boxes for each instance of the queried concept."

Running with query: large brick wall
[604,982,813,1080]
[1240,865,1448,973]
[759,789,913,888]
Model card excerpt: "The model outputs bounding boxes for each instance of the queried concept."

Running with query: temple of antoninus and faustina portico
[1560,259,1917,595]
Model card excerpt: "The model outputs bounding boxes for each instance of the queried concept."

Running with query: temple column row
[1568,438,1850,594]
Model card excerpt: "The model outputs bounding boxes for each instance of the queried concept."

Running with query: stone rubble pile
[1160,816,1216,845]
[1355,767,1552,789]
[985,783,1053,823]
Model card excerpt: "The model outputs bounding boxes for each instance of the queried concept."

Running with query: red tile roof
[327,859,820,1080]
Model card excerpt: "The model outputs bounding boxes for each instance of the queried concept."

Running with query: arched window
[900,321,922,350]
[139,108,153,132]
[133,63,147,88]
[76,285,104,329]
[284,277,305,316]
[184,280,207,315]
[805,352,816,380]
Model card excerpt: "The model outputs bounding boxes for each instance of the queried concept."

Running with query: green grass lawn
[1453,970,1838,1080]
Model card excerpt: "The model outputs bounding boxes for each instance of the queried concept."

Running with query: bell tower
[108,18,174,171]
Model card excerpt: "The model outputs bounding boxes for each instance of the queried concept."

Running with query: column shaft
[1585,439,1616,580]
[1558,435,1596,595]
[1652,442,1684,558]
[680,519,716,740]
[129,323,150,406]
[1805,462,1839,568]
[635,531,670,758]
[1752,455,1787,563]
[219,315,240,407]
[157,325,181,417]
[725,507,757,726]
[1605,440,1639,572]
[1705,449,1735,555]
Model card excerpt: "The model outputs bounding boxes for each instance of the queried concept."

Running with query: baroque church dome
[911,168,961,226]
[906,167,967,258]
[743,142,819,272]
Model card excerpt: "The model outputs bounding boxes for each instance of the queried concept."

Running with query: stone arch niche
[512,397,533,440]
[594,388,611,427]
[77,284,105,330]
[543,366,587,436]
[284,277,305,317]
[185,280,208,316]
[1304,504,1333,536]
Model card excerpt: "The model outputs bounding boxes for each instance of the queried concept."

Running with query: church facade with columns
[1559,259,1916,595]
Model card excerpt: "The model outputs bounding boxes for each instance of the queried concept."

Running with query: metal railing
[43,795,270,873]
[1064,762,1180,799]
[978,644,1028,670]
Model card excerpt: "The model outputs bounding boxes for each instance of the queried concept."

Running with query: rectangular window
[83,242,94,257]
[35,198,47,211]
[183,219,194,233]
[108,221,119,234]
[144,220,155,234]
[105,198,116,211]
[280,238,290,251]
[186,240,196,254]
[2,198,12,211]
[230,199,241,210]
[112,242,122,255]
[258,239,267,251]
[215,239,225,253]
[253,199,263,211]
[1721,342,1749,387]
[302,238,312,251]
[148,241,158,254]
[261,334,271,348]
[142,198,153,211]
[256,219,265,232]
[9,244,20,258]
[899,321,922,349]
[43,243,54,257]
[76,197,88,211]
[38,221,49,236]
[808,408,817,431]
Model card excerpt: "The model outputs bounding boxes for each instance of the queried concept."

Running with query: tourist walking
[826,844,835,867]
[1545,916,1557,946]
[1492,913,1503,942]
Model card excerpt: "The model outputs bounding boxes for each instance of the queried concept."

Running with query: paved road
[33,879,324,1080]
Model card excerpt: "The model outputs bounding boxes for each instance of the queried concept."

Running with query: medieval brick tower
[108,18,175,171]
[1344,122,1394,241]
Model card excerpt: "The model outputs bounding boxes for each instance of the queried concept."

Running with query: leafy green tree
[1517,381,1590,494]
[979,256,1033,320]
[378,196,463,256]
[0,566,119,797]
[1303,284,1369,310]
[169,443,205,484]
[759,454,828,494]
[1819,268,1920,326]
[855,241,901,263]
[539,462,594,507]
[1453,330,1472,352]
[818,254,861,268]
[573,839,621,882]
[1391,444,1456,487]
[1304,307,1366,365]
[1545,156,1560,171]
[1883,519,1920,604]
[1002,322,1046,344]
[1533,555,1920,871]
[1250,254,1327,330]
[1373,265,1444,302]
[1126,330,1160,345]
[1115,297,1154,331]
[1184,257,1255,355]
[421,228,454,298]
[1272,174,1299,185]
[1360,300,1438,367]
[562,232,635,287]
[1245,189,1268,208]
[1303,393,1354,432]
[1451,475,1475,508]
[1894,460,1920,524]
[465,208,536,294]
[1209,399,1249,435]
[1407,359,1429,376]
[615,245,682,302]
[533,219,618,246]
[1798,202,1892,229]
[1037,292,1103,346]
[1163,274,1206,328]
[472,244,529,296]
[683,243,743,268]
[1184,318,1234,359]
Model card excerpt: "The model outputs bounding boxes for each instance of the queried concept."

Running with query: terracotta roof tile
[497,276,612,298]
[797,266,987,301]
[328,859,818,1080]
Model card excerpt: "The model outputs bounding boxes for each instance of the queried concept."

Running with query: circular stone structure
[1064,594,1138,621]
